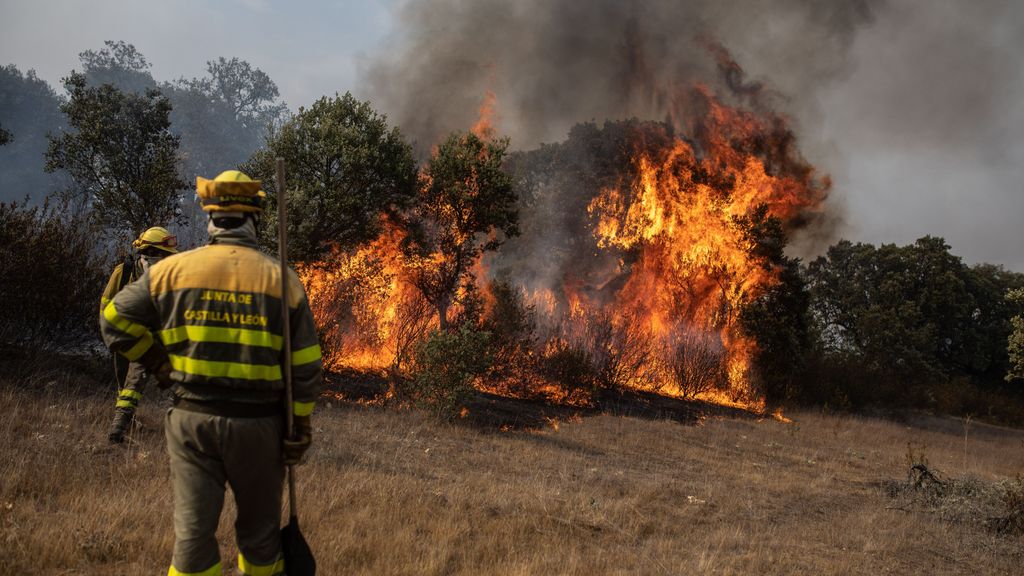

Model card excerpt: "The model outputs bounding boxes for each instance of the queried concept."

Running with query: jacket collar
[208,218,260,250]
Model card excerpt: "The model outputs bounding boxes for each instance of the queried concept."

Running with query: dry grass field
[1,361,1023,575]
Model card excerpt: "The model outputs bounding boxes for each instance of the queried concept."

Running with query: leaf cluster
[805,236,1024,398]
[403,131,518,327]
[405,326,493,419]
[45,71,186,237]
[1007,288,1024,383]
[0,65,67,203]
[79,40,156,94]
[245,93,418,260]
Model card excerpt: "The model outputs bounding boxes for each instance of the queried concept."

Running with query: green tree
[804,236,1018,400]
[0,124,10,146]
[740,256,811,404]
[168,56,287,179]
[45,72,185,237]
[1008,288,1024,383]
[404,131,519,331]
[244,92,417,260]
[203,57,287,129]
[79,40,157,93]
[961,263,1024,381]
[77,40,155,92]
[164,57,288,246]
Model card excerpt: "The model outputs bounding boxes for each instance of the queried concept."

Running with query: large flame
[524,86,826,411]
[299,84,826,415]
[298,219,435,374]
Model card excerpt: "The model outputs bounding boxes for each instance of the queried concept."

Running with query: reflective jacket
[99,228,322,417]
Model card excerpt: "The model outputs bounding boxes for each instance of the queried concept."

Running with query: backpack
[117,253,137,292]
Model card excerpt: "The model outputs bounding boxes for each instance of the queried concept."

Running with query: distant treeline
[0,41,286,245]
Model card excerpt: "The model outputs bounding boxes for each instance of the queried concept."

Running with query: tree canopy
[244,92,418,260]
[45,72,185,237]
[1009,288,1024,383]
[168,57,287,180]
[806,236,1024,390]
[404,131,519,330]
[79,40,157,94]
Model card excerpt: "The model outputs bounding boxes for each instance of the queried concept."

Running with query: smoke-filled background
[1,0,1023,269]
[365,0,873,149]
[362,0,1024,268]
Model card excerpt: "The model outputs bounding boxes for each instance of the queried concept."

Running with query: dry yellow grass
[2,368,1022,575]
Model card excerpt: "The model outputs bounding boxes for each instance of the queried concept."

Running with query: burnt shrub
[663,329,728,399]
[0,199,109,352]
[555,309,656,393]
[538,339,597,398]
[404,326,492,419]
[480,280,538,395]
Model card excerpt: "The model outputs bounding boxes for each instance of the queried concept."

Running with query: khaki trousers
[165,407,285,575]
[114,357,149,411]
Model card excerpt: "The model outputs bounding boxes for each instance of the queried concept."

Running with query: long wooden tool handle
[276,157,298,519]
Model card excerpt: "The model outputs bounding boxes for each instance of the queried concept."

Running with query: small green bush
[405,326,492,419]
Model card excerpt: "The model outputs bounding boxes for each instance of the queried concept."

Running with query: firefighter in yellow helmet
[101,226,178,443]
[100,170,322,576]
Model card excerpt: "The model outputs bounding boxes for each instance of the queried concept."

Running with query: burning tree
[403,131,519,331]
[295,85,828,414]
[289,46,833,415]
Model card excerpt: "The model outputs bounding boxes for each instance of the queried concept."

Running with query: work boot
[107,408,135,444]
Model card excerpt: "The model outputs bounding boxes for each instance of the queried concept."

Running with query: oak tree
[244,92,418,260]
[45,72,185,237]
[404,131,519,330]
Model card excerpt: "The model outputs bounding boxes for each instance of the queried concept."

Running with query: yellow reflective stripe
[291,344,321,366]
[293,401,315,417]
[103,301,147,338]
[122,330,154,361]
[115,399,137,408]
[168,561,222,576]
[237,553,284,576]
[119,389,143,400]
[159,325,282,349]
[168,355,282,381]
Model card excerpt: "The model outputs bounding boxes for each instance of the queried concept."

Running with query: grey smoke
[365,0,879,153]
[362,0,881,263]
[363,0,1024,270]
[815,0,1024,270]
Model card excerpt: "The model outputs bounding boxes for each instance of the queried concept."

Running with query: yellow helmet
[196,170,265,213]
[133,226,178,254]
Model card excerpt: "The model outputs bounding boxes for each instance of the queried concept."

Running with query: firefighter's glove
[283,415,313,466]
[152,361,174,390]
[138,346,174,390]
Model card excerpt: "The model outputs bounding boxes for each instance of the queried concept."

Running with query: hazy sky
[2,0,1021,271]
[0,0,393,108]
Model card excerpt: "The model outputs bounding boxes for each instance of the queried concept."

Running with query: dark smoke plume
[364,0,881,153]
[362,0,884,263]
